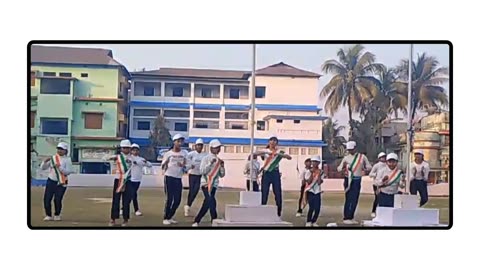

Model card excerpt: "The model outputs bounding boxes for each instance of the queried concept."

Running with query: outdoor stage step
[373,207,439,226]
[225,204,281,222]
[212,219,293,227]
[239,191,262,206]
[394,194,419,209]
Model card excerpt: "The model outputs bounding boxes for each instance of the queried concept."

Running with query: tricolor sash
[345,153,363,192]
[115,154,131,193]
[383,168,402,187]
[51,154,68,186]
[261,149,284,172]
[302,169,323,208]
[204,159,222,192]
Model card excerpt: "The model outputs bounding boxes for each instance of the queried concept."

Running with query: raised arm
[337,157,347,172]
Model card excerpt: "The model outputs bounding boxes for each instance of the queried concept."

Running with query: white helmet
[131,143,140,149]
[414,149,424,155]
[120,139,132,148]
[209,139,223,148]
[172,134,185,142]
[377,152,386,159]
[345,141,356,150]
[311,155,322,162]
[386,153,398,161]
[56,142,68,150]
[195,138,204,145]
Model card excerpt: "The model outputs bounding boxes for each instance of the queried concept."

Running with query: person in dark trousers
[254,136,292,217]
[369,152,387,218]
[410,149,430,206]
[374,153,406,207]
[192,139,226,227]
[106,139,133,227]
[41,142,74,221]
[184,138,207,217]
[303,156,324,227]
[162,134,187,225]
[243,154,260,192]
[296,158,312,217]
[337,141,372,225]
[128,143,152,216]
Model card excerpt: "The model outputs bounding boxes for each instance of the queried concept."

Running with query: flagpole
[249,44,256,191]
[405,44,413,193]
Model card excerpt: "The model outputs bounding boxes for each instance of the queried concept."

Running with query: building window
[174,122,188,131]
[59,72,72,77]
[31,72,36,86]
[255,87,266,98]
[164,110,190,118]
[84,113,103,129]
[40,78,70,94]
[30,111,36,128]
[81,162,111,174]
[137,121,151,130]
[308,148,319,155]
[173,87,183,97]
[41,118,68,135]
[224,145,235,153]
[225,112,248,120]
[257,120,266,131]
[194,111,220,119]
[43,72,56,77]
[226,122,247,130]
[201,88,212,98]
[301,148,307,155]
[144,87,154,96]
[72,148,79,162]
[242,145,251,153]
[230,88,240,99]
[133,109,161,117]
[81,73,88,78]
[193,120,219,129]
[289,147,299,155]
[294,120,301,124]
[276,119,283,123]
[235,146,242,153]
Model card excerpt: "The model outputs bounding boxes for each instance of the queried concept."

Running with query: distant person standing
[129,143,152,216]
[369,152,387,218]
[374,153,406,207]
[410,150,430,206]
[303,156,324,227]
[162,134,187,225]
[41,142,74,221]
[337,141,372,224]
[296,158,312,217]
[184,138,207,217]
[243,154,260,192]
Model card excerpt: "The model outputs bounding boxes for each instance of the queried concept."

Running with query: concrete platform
[212,219,293,227]
[362,220,448,227]
[239,191,261,206]
[225,204,281,222]
[394,195,418,209]
[373,207,439,226]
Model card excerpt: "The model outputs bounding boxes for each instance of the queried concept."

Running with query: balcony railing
[276,129,322,135]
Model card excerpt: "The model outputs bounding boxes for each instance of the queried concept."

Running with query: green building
[30,45,130,175]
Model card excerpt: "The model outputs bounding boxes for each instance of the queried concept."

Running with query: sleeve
[363,155,372,171]
[299,170,305,181]
[424,162,430,180]
[243,162,249,176]
[374,168,385,186]
[409,163,416,181]
[144,160,153,168]
[185,152,193,170]
[162,152,171,170]
[60,158,75,175]
[304,170,312,181]
[102,154,117,161]
[337,157,346,172]
[369,164,378,178]
[219,166,226,178]
[200,155,213,175]
[40,160,51,170]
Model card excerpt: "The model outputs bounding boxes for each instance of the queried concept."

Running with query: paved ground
[29,187,450,228]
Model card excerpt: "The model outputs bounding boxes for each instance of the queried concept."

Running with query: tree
[322,118,347,162]
[146,114,172,160]
[320,44,385,136]
[394,53,449,121]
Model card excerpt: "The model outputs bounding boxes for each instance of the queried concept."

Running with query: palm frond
[321,60,347,75]
[320,74,344,98]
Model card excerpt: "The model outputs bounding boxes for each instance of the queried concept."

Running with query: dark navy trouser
[410,179,428,206]
[44,179,67,217]
[187,174,202,207]
[343,176,361,220]
[378,192,395,207]
[194,186,217,223]
[111,179,134,220]
[261,170,282,216]
[164,176,183,220]
[307,192,321,223]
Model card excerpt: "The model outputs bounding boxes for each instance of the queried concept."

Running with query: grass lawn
[29,187,450,228]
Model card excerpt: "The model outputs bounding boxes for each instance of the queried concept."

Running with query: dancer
[303,156,324,227]
[184,138,207,216]
[369,152,387,217]
[410,150,430,206]
[41,142,74,221]
[296,158,312,217]
[192,139,225,227]
[337,141,372,224]
[374,153,406,207]
[162,134,187,225]
[255,136,292,217]
[129,143,152,216]
[243,154,260,192]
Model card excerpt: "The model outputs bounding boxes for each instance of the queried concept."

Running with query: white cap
[120,139,131,148]
[56,142,68,150]
[195,138,204,145]
[414,149,424,155]
[387,153,398,161]
[311,155,322,162]
[172,134,185,141]
[378,152,386,159]
[346,141,356,150]
[209,139,223,148]
[131,143,140,149]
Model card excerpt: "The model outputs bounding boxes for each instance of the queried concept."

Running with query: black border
[27,40,453,230]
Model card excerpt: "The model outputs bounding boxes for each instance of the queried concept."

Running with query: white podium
[212,191,293,227]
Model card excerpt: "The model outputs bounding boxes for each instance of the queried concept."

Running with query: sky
[54,43,450,134]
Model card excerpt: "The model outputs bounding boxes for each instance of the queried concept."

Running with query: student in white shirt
[40,142,74,221]
[192,139,226,226]
[162,134,187,225]
[369,152,387,218]
[337,141,372,224]
[184,138,207,217]
[106,139,133,227]
[374,153,406,207]
[296,158,312,217]
[243,154,260,192]
[303,156,324,227]
[129,143,152,216]
[409,149,430,206]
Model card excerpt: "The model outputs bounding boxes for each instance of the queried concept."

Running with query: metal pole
[405,44,413,193]
[249,44,256,192]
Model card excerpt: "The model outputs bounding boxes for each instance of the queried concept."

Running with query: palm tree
[322,118,347,161]
[320,44,385,136]
[394,53,449,120]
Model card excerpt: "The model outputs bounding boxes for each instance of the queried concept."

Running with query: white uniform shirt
[337,153,372,177]
[410,161,430,181]
[186,150,208,176]
[257,148,283,171]
[299,168,310,184]
[243,160,260,181]
[104,153,132,180]
[369,161,387,179]
[304,169,324,194]
[162,150,187,179]
[374,166,405,194]
[40,155,74,181]
[200,153,226,188]
[130,155,152,182]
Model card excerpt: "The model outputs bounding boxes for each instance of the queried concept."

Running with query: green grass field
[29,187,450,227]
